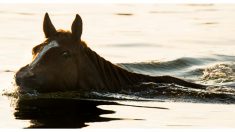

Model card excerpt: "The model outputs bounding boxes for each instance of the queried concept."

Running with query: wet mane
[81,43,140,91]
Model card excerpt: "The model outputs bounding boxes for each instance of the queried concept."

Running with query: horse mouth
[16,82,40,95]
[19,89,38,96]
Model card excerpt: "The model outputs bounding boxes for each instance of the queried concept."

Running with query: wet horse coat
[15,13,205,93]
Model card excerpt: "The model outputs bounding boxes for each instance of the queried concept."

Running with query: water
[1,4,235,128]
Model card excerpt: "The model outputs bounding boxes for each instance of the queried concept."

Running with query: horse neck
[84,47,143,90]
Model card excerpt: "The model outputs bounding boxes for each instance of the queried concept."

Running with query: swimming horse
[15,13,205,93]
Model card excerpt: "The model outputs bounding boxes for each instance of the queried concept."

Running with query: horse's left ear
[71,14,83,41]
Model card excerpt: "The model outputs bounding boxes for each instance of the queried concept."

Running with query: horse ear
[71,14,83,41]
[43,13,57,38]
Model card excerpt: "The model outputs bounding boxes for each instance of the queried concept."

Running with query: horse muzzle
[15,65,44,93]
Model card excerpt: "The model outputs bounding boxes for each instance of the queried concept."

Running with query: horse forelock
[32,31,86,52]
[46,30,87,47]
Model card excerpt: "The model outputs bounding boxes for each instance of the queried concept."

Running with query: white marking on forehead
[30,40,59,68]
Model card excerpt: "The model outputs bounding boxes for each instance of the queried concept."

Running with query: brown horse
[15,13,205,93]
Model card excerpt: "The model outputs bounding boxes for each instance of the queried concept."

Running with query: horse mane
[81,42,143,90]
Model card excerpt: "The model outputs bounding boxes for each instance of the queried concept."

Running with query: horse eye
[62,51,71,58]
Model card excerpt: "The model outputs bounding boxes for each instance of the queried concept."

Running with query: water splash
[201,63,235,84]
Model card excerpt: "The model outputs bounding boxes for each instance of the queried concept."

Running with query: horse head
[15,13,89,93]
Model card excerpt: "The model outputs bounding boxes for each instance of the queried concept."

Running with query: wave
[119,57,211,75]
[119,55,235,82]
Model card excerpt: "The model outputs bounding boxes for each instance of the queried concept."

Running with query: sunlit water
[1,4,235,128]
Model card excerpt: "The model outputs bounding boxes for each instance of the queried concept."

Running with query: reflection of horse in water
[15,13,205,93]
[14,98,118,128]
[15,98,168,128]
